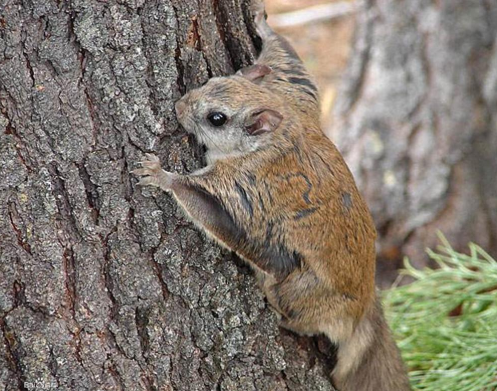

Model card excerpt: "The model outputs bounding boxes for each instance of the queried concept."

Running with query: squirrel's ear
[236,64,272,83]
[245,109,283,136]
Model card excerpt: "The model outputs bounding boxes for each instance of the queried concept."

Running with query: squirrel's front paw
[133,153,173,190]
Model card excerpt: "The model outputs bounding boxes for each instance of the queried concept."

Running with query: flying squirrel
[133,2,411,390]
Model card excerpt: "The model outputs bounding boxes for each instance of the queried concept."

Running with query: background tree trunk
[332,0,497,283]
[0,1,335,389]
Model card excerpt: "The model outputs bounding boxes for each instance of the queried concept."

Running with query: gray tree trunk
[0,1,335,390]
[332,0,497,280]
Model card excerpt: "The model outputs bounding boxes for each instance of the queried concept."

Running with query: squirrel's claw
[144,153,160,162]
[134,153,162,173]
[137,177,158,187]
[131,168,151,176]
[133,154,174,191]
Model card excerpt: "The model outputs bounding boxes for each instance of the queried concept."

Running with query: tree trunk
[332,0,497,282]
[0,1,335,390]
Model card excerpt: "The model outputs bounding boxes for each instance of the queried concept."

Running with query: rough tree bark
[0,1,336,390]
[332,0,497,279]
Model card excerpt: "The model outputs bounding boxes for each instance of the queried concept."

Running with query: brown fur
[334,297,411,391]
[133,2,410,390]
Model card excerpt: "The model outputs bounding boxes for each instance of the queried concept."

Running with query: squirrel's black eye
[207,112,228,127]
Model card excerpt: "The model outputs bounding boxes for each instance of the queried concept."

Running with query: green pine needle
[383,235,497,391]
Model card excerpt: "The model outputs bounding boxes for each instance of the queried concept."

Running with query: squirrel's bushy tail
[333,296,411,391]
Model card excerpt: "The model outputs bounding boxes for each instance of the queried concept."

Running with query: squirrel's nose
[175,99,187,119]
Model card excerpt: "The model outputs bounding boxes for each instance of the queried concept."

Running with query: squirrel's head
[175,66,284,160]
